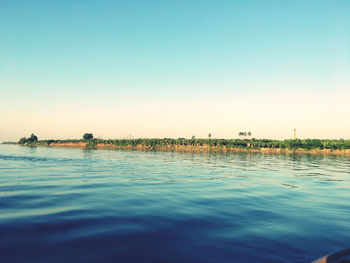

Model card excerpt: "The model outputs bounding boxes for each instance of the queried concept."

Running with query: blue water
[0,145,349,263]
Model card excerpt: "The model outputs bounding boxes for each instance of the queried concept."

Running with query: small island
[12,133,350,156]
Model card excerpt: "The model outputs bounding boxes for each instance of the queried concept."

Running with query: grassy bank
[16,138,350,155]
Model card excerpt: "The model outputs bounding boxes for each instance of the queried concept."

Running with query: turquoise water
[0,144,349,262]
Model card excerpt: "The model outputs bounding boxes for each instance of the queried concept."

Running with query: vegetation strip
[8,133,350,155]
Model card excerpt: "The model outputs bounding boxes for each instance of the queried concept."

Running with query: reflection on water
[0,145,349,263]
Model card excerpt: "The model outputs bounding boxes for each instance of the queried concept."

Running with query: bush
[47,140,56,145]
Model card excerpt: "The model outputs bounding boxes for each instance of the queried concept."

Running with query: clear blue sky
[1,0,349,141]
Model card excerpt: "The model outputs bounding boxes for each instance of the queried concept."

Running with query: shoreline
[21,141,350,156]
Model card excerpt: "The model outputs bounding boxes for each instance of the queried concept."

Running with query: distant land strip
[8,138,350,155]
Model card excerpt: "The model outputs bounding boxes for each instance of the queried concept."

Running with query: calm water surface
[0,145,349,262]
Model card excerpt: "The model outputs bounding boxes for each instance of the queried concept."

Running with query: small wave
[0,154,92,165]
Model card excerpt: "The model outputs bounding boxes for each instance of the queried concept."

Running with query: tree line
[18,133,350,150]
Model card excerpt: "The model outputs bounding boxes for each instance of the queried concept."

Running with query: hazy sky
[1,0,349,141]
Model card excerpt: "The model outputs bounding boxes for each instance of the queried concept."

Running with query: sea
[0,144,349,262]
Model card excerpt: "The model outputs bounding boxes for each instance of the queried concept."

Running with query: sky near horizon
[1,0,350,141]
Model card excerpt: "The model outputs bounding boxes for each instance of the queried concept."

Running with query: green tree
[18,137,27,144]
[208,133,212,139]
[83,133,94,140]
[27,133,38,142]
[238,132,247,139]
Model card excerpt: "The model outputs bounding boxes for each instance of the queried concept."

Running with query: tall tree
[83,133,94,140]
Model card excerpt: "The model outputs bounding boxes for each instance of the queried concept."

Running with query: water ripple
[0,145,349,262]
